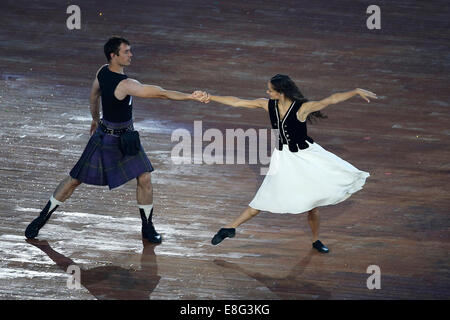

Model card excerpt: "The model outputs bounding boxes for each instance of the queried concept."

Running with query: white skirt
[249,141,370,214]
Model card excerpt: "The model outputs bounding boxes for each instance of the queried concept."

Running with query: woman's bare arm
[208,95,268,111]
[298,88,377,121]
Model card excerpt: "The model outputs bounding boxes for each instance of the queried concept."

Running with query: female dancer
[208,74,376,253]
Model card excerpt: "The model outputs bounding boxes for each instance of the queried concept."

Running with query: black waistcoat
[268,99,314,152]
[97,65,133,123]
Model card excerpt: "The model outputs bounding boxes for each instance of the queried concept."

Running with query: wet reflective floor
[0,0,449,299]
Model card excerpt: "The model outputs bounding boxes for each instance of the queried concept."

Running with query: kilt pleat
[69,125,154,189]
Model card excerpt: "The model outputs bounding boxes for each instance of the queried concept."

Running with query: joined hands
[192,90,211,103]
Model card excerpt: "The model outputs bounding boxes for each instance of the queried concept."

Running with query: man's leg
[308,208,329,253]
[137,172,161,243]
[25,176,81,239]
[53,176,82,202]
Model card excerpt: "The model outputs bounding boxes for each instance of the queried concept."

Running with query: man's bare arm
[119,78,202,101]
[90,77,101,120]
[89,77,101,135]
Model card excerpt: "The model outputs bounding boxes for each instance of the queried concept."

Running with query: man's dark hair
[104,36,130,62]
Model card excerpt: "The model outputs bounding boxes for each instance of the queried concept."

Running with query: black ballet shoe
[312,240,329,253]
[211,228,235,245]
[25,201,58,239]
[140,209,162,244]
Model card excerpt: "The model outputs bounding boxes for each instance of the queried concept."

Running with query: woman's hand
[191,91,210,103]
[355,88,377,103]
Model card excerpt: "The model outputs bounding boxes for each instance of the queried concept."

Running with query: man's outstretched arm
[119,78,206,101]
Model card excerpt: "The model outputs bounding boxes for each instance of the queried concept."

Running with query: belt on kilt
[99,120,134,135]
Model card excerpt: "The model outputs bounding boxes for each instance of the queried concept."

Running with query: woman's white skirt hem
[248,141,370,214]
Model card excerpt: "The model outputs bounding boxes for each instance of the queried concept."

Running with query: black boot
[211,228,235,245]
[25,201,59,239]
[312,240,329,253]
[140,208,162,243]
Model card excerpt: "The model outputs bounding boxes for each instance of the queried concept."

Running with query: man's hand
[191,91,210,103]
[90,120,98,136]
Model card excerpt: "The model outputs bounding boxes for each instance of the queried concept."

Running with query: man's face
[112,43,133,66]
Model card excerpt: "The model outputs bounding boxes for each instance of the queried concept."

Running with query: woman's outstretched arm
[207,95,269,111]
[298,88,377,121]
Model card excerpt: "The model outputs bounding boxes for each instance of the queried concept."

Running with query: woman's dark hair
[270,74,327,123]
[104,36,130,62]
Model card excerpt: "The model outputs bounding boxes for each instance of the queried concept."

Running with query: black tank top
[97,65,133,122]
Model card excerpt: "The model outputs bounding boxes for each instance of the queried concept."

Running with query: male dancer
[25,37,208,243]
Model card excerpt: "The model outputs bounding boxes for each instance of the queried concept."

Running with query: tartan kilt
[69,123,154,190]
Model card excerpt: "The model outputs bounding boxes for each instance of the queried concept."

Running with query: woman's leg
[307,208,320,242]
[212,206,260,245]
[226,206,260,229]
[308,208,329,253]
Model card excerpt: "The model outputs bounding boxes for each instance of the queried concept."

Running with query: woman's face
[267,82,282,100]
